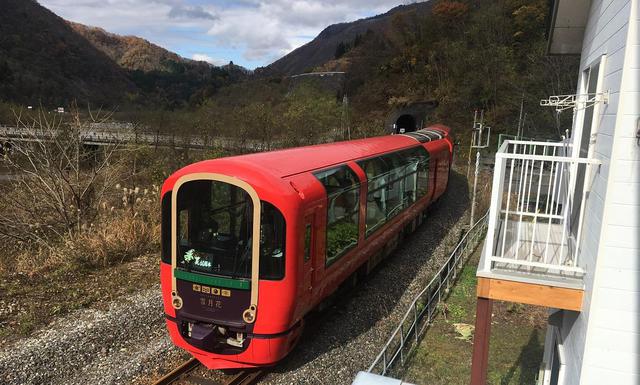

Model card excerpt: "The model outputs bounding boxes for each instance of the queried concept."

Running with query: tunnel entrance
[394,114,417,134]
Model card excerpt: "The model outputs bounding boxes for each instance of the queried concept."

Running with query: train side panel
[288,132,454,322]
[425,139,452,201]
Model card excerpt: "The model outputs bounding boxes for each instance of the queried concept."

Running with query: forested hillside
[194,0,579,144]
[0,0,135,107]
[0,0,247,109]
[69,22,250,108]
[0,0,578,142]
[262,2,434,76]
[335,0,579,140]
[68,22,201,73]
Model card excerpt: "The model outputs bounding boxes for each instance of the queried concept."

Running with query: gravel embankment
[0,172,470,385]
[0,287,184,385]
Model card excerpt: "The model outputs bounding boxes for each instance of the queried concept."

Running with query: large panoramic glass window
[314,165,360,266]
[176,180,285,280]
[357,146,429,236]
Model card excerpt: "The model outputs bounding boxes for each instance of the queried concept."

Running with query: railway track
[152,358,265,385]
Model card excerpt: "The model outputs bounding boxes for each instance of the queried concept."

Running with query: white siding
[581,0,640,378]
[555,1,640,384]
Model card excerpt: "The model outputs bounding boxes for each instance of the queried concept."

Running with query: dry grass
[56,208,158,269]
[2,184,160,275]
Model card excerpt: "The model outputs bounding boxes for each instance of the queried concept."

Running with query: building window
[314,165,360,266]
[357,146,430,237]
[571,57,604,239]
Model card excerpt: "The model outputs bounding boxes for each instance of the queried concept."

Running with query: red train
[160,125,454,369]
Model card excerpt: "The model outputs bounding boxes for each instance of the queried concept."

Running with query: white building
[471,0,640,384]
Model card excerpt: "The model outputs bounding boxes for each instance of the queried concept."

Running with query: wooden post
[470,297,493,385]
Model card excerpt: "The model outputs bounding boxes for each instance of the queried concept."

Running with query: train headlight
[172,296,183,310]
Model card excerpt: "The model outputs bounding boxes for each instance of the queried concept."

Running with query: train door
[301,212,317,308]
[430,158,438,202]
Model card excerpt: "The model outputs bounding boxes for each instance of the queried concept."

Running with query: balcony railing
[480,140,601,279]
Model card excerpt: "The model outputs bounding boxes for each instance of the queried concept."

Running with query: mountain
[247,0,578,143]
[0,0,136,107]
[0,0,246,109]
[68,22,203,73]
[262,2,435,76]
[67,21,249,108]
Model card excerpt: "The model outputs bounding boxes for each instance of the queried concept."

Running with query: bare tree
[0,106,125,253]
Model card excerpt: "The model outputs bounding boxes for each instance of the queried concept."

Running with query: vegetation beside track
[0,110,227,342]
[403,249,546,384]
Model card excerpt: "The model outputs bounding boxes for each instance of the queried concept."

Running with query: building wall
[555,0,639,384]
[580,0,640,382]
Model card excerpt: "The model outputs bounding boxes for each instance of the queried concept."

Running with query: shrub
[6,184,160,274]
[0,109,161,275]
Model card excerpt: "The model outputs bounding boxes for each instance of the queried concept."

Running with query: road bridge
[0,125,273,152]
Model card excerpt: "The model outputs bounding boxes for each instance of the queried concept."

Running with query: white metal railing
[367,212,488,376]
[482,140,601,277]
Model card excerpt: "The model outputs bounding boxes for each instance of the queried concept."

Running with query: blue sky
[39,0,418,69]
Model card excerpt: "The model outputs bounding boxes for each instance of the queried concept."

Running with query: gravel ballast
[0,172,471,385]
[0,287,183,385]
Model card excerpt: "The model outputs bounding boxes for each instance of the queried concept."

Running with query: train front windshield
[176,180,285,280]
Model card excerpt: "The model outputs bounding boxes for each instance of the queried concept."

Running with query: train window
[406,146,430,198]
[314,165,360,266]
[404,159,418,206]
[176,180,285,281]
[381,152,404,218]
[161,192,172,264]
[259,202,286,280]
[303,224,312,262]
[360,157,387,235]
[357,146,429,237]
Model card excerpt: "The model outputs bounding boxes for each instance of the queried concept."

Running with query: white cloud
[191,53,226,66]
[38,0,423,67]
[206,1,424,62]
[168,5,217,20]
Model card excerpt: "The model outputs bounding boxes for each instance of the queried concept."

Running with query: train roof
[223,125,451,178]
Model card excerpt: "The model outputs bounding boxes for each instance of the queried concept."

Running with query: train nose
[189,323,218,345]
[181,321,248,352]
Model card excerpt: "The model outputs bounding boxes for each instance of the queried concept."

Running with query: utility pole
[466,110,479,180]
[516,93,524,138]
[342,94,350,140]
[469,109,491,227]
[470,151,480,227]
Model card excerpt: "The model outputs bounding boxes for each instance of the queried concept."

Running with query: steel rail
[152,358,201,385]
[152,358,265,385]
[225,369,265,385]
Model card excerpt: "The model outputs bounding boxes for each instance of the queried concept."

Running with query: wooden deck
[476,276,584,311]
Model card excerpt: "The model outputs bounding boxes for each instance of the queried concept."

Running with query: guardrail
[367,211,489,376]
[0,125,340,152]
[0,126,271,151]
